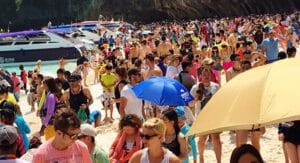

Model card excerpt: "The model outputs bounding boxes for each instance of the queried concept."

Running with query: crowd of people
[0,12,299,163]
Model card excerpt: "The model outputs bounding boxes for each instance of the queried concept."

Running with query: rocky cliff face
[1,0,299,31]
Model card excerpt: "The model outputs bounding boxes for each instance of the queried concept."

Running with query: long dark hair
[162,109,180,135]
[230,144,264,163]
[44,78,61,98]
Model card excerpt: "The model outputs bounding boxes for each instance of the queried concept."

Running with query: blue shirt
[15,115,31,150]
[262,38,279,62]
[181,124,197,163]
[157,62,167,76]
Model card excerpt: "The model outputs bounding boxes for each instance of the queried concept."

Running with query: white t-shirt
[140,148,172,163]
[166,65,182,79]
[121,84,143,119]
[190,82,219,98]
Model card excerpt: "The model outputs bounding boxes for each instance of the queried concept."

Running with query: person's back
[175,71,195,91]
[121,84,143,119]
[175,61,196,91]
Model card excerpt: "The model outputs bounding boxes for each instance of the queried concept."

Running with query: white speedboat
[0,30,81,66]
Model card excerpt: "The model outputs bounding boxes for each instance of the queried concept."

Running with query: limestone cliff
[0,0,299,31]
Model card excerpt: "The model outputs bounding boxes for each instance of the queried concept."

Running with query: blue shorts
[90,110,101,122]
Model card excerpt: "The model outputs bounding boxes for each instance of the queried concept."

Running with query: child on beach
[100,64,117,123]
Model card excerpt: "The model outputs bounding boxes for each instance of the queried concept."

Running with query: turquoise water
[3,61,77,77]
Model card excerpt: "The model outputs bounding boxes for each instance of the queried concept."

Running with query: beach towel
[110,130,142,163]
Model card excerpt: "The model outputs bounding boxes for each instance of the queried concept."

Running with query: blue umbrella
[132,76,194,106]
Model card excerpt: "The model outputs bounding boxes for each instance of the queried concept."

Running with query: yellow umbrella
[188,58,300,136]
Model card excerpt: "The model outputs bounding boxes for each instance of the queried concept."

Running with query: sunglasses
[63,131,79,140]
[254,57,261,62]
[140,132,157,140]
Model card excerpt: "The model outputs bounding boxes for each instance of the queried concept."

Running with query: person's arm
[185,107,195,125]
[177,133,188,160]
[153,69,163,76]
[118,83,126,94]
[225,70,231,82]
[83,88,94,106]
[119,97,127,118]
[42,94,56,126]
[128,150,143,163]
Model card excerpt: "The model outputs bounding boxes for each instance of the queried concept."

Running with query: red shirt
[20,70,27,83]
[11,76,21,92]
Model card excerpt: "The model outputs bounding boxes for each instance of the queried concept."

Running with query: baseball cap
[80,124,96,137]
[174,106,186,120]
[0,125,18,146]
[68,74,82,82]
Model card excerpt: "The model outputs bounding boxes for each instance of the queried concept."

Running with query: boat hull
[0,47,81,66]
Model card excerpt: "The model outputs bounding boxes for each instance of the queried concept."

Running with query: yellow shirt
[101,73,117,92]
[0,93,17,105]
[192,36,199,43]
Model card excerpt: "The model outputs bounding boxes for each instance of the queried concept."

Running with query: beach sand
[21,50,300,162]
